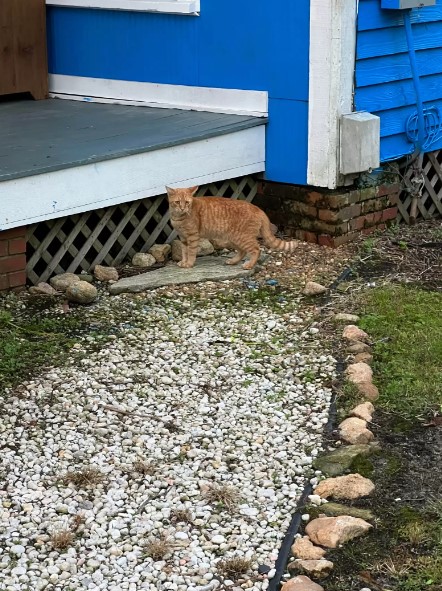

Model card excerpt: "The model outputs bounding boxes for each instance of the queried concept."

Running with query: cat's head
[166,186,199,215]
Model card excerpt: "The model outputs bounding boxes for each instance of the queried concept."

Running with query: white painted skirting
[49,75,269,118]
[307,0,358,189]
[46,0,200,15]
[0,126,265,230]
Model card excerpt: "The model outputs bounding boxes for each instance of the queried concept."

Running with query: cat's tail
[260,214,298,252]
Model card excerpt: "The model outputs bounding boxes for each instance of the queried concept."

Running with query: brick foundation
[256,181,400,247]
[0,227,27,292]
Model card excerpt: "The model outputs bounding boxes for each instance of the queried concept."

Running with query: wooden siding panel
[356,47,442,86]
[356,0,442,163]
[357,21,442,59]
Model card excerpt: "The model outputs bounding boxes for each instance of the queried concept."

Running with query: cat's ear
[165,186,176,198]
[188,186,199,196]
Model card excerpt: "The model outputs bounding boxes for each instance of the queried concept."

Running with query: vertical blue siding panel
[266,99,308,185]
[356,0,442,162]
[46,1,310,185]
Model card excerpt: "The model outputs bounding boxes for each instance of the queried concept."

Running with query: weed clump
[144,533,173,560]
[203,484,240,511]
[50,529,75,550]
[61,467,106,488]
[217,557,253,579]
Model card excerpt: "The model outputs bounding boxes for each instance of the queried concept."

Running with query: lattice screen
[26,176,258,285]
[398,150,442,223]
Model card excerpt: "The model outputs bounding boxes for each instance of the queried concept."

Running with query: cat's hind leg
[225,249,246,266]
[242,242,261,270]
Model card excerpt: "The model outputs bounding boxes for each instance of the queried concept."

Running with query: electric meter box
[381,0,436,8]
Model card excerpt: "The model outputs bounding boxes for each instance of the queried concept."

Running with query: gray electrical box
[381,0,436,8]
[340,112,380,176]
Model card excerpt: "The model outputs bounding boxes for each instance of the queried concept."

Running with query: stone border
[280,315,379,591]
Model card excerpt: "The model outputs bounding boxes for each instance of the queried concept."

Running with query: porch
[0,97,266,230]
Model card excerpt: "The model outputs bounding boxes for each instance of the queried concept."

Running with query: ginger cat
[166,186,298,270]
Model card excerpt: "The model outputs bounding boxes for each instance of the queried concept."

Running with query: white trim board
[49,75,269,118]
[46,0,200,15]
[307,0,358,189]
[0,127,265,230]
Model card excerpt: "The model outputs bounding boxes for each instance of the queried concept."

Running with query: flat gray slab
[0,98,266,181]
[109,256,254,294]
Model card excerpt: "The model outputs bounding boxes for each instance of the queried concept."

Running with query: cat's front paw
[242,262,255,270]
[177,260,194,268]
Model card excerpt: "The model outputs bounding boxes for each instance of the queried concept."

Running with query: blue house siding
[46,1,310,184]
[355,0,442,162]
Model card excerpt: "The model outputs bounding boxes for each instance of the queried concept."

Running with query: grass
[358,285,442,420]
[144,533,173,561]
[61,467,106,488]
[217,557,253,580]
[132,460,157,476]
[0,305,83,393]
[170,508,193,524]
[203,484,241,512]
[50,529,75,550]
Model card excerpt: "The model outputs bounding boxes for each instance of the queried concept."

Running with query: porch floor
[0,97,265,182]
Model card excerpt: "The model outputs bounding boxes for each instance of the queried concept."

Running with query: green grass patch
[358,285,442,419]
[0,306,83,392]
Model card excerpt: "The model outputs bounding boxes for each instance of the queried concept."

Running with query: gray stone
[313,502,374,521]
[302,281,327,296]
[94,265,119,282]
[347,342,371,354]
[65,281,98,304]
[148,244,172,263]
[132,253,156,268]
[334,313,360,323]
[50,273,80,292]
[313,444,378,477]
[109,256,254,295]
[29,282,58,296]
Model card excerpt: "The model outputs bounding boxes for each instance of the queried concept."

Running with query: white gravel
[0,287,335,590]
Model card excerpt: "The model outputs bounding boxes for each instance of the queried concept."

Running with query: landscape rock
[347,342,371,354]
[29,282,58,296]
[132,253,157,268]
[171,239,214,262]
[148,244,172,263]
[305,516,372,548]
[313,444,378,477]
[109,256,255,295]
[291,536,326,560]
[302,281,327,296]
[339,417,374,445]
[334,313,360,323]
[356,382,380,402]
[315,474,375,500]
[314,502,374,521]
[347,362,373,384]
[281,576,324,591]
[65,281,98,305]
[354,352,373,365]
[94,265,119,282]
[289,559,334,579]
[350,402,374,422]
[343,325,369,342]
[50,273,80,292]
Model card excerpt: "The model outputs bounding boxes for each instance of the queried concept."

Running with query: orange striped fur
[166,186,298,270]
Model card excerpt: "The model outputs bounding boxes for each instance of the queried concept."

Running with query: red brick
[8,270,27,289]
[0,254,26,274]
[0,241,8,257]
[0,274,9,291]
[318,234,335,247]
[8,237,26,255]
[294,230,318,243]
[377,183,401,197]
[0,226,26,240]
[318,209,339,223]
[306,191,324,206]
[382,207,398,221]
[291,201,318,218]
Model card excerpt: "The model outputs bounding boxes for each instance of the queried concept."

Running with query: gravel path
[0,285,336,591]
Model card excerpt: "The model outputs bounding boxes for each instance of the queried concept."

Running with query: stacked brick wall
[0,227,27,292]
[256,182,400,247]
